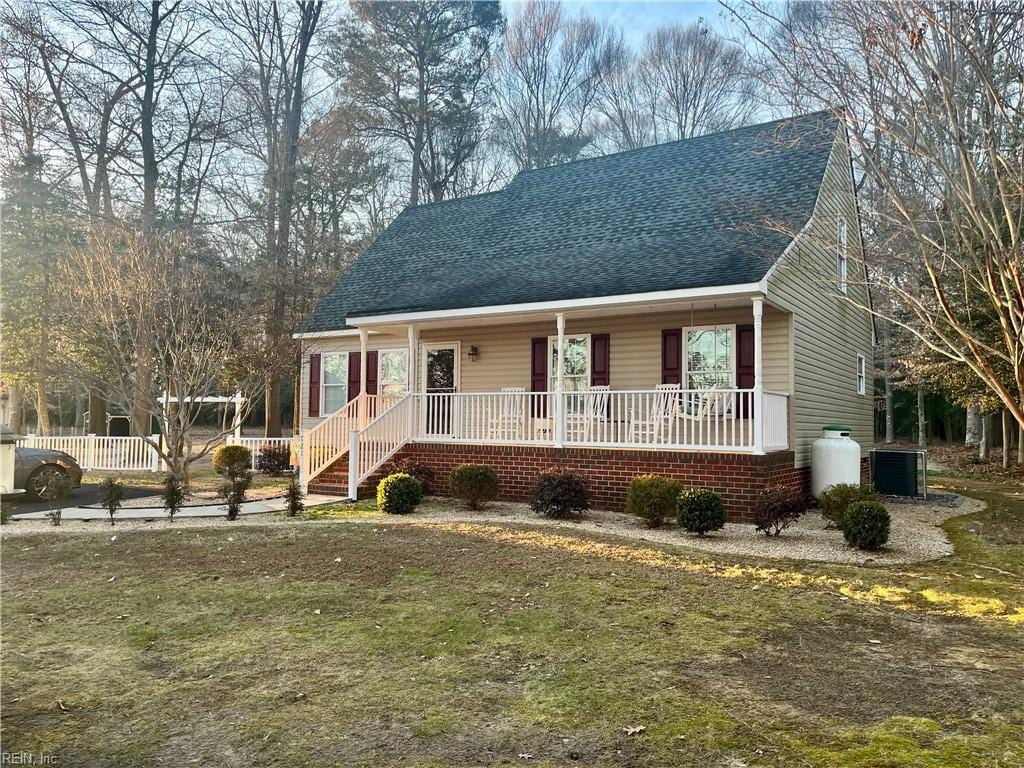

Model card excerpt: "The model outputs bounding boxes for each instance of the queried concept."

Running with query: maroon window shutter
[308,353,321,417]
[366,351,379,396]
[591,333,610,387]
[347,351,361,402]
[661,329,682,385]
[531,337,548,417]
[736,325,754,388]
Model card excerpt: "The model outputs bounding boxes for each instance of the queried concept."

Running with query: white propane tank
[811,425,861,499]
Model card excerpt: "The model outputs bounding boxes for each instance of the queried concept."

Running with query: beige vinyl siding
[766,130,875,466]
[299,307,791,431]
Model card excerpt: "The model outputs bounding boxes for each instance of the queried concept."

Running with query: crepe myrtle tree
[726,1,1024,431]
[56,225,277,487]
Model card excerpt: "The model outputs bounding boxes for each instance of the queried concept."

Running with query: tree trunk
[88,389,106,435]
[35,378,51,436]
[1002,410,1011,470]
[917,386,926,448]
[965,403,981,447]
[1018,425,1023,465]
[979,414,991,460]
[7,384,24,433]
[882,324,894,443]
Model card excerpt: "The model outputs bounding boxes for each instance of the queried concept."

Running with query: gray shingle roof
[299,111,838,333]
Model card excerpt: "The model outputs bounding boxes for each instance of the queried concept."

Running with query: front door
[422,343,459,436]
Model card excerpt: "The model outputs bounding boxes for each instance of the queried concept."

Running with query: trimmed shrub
[285,476,304,517]
[626,474,682,528]
[256,443,292,476]
[220,470,252,521]
[377,473,423,515]
[213,444,251,477]
[98,477,125,526]
[531,468,590,520]
[754,486,808,536]
[449,464,499,509]
[677,488,726,536]
[161,474,186,521]
[842,500,891,550]
[382,457,436,494]
[818,483,878,529]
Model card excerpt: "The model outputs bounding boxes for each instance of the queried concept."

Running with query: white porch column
[231,390,243,439]
[554,312,565,447]
[752,296,765,455]
[358,328,369,428]
[407,324,418,438]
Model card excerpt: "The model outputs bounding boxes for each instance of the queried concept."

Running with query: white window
[321,353,349,413]
[836,217,849,293]
[378,349,408,399]
[684,326,735,389]
[548,335,590,392]
[856,353,866,395]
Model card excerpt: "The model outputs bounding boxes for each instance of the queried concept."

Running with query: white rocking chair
[489,387,526,440]
[565,385,610,442]
[627,383,679,444]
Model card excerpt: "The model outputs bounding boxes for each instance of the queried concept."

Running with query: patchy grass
[2,481,1022,767]
[81,466,291,494]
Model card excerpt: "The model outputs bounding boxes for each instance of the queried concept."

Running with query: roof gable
[301,111,838,333]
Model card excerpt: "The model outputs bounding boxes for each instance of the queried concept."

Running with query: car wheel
[24,465,69,501]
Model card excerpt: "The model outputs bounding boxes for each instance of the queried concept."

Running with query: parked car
[14,447,83,500]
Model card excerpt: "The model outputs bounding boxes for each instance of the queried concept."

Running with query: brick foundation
[311,442,838,523]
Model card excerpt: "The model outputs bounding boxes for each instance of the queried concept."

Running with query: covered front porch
[299,288,792,496]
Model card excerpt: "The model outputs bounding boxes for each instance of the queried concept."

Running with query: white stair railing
[348,394,413,499]
[301,394,364,488]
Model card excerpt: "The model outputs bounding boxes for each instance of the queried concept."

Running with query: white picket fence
[17,434,161,472]
[225,436,300,470]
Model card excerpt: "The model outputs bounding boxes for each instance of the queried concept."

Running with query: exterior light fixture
[468,345,479,361]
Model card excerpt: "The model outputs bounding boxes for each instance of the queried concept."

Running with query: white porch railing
[352,394,413,490]
[406,389,787,452]
[16,434,161,472]
[301,393,401,488]
[762,391,790,451]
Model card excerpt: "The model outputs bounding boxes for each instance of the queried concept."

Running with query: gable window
[321,353,349,413]
[856,353,866,395]
[549,335,590,392]
[836,217,849,293]
[684,326,735,390]
[379,349,408,399]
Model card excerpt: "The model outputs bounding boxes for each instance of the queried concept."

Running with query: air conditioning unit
[870,449,927,498]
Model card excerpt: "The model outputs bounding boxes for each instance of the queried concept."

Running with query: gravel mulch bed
[1,494,980,565]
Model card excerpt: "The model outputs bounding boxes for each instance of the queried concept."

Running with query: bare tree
[57,226,272,484]
[729,1,1024,430]
[491,0,618,170]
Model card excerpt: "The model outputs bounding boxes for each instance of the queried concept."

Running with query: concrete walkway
[10,494,345,521]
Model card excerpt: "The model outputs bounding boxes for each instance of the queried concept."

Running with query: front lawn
[2,480,1022,767]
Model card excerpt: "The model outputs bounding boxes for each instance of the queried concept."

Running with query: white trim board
[345,283,765,327]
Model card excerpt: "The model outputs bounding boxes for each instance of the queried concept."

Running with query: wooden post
[232,391,243,439]
[407,325,418,438]
[752,296,764,455]
[347,429,359,500]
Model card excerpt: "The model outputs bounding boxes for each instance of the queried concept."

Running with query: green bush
[531,468,589,520]
[842,500,891,550]
[285,476,305,518]
[161,474,186,521]
[818,483,878,528]
[213,444,251,477]
[449,464,499,509]
[256,443,292,476]
[382,457,436,494]
[377,473,423,515]
[677,488,726,536]
[754,486,807,536]
[626,474,682,528]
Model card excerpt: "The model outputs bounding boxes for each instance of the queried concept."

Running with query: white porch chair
[627,383,679,444]
[489,387,526,440]
[565,385,610,441]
